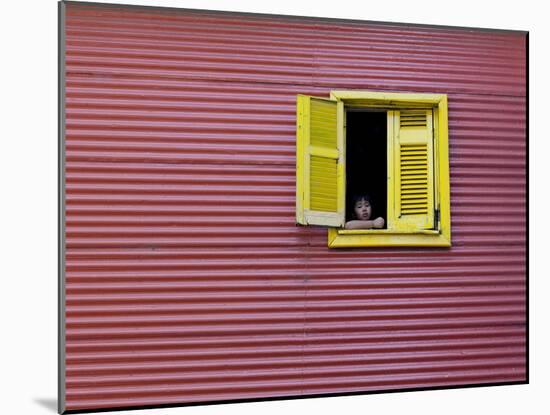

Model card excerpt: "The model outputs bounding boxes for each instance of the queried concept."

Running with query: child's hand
[373,217,385,228]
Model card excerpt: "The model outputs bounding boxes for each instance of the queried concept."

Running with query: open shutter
[389,109,436,231]
[296,95,345,227]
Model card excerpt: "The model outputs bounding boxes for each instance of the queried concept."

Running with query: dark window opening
[345,110,387,226]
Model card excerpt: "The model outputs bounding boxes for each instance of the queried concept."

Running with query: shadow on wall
[34,398,57,413]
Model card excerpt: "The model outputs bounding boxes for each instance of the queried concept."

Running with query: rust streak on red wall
[62,2,527,412]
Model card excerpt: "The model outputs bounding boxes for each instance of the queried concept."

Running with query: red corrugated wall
[60,1,527,412]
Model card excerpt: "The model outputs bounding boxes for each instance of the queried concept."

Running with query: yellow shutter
[388,109,436,231]
[296,95,345,227]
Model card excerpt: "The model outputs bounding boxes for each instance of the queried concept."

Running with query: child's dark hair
[351,193,373,207]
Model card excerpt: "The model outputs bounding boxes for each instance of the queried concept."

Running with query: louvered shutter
[296,95,345,227]
[390,109,436,231]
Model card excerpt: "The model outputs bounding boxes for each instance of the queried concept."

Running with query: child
[344,194,385,230]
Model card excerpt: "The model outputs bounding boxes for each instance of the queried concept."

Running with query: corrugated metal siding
[62,2,526,412]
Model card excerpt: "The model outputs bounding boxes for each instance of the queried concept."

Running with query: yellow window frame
[325,90,451,248]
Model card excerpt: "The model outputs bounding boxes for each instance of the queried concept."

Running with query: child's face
[354,198,372,220]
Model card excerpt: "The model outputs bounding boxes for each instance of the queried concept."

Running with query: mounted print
[59,1,527,413]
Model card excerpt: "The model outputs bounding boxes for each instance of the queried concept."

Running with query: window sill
[328,228,451,248]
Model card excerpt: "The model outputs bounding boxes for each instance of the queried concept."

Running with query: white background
[0,0,545,414]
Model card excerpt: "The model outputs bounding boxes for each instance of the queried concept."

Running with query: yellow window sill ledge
[328,228,451,248]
